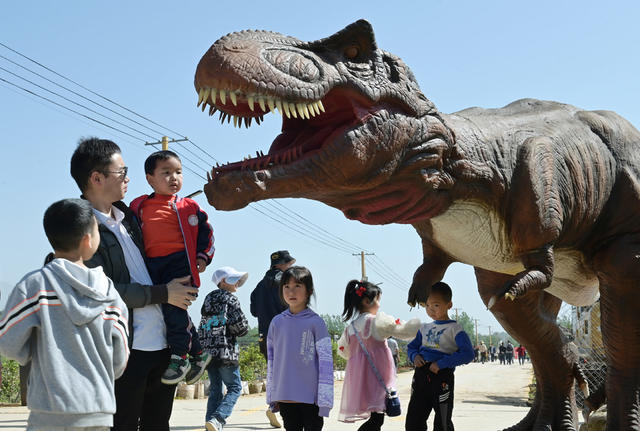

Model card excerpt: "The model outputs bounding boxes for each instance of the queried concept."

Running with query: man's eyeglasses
[102,166,128,178]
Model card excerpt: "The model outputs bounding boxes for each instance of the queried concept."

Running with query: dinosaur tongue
[268,98,365,155]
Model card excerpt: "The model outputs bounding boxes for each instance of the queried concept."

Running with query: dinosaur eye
[344,45,359,59]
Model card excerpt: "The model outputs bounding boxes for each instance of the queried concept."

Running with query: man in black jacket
[249,249,295,428]
[71,137,197,431]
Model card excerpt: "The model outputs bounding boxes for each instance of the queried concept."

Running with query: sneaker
[185,352,212,385]
[161,354,191,385]
[266,408,282,428]
[205,417,223,431]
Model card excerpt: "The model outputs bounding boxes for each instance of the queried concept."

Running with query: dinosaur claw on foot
[505,292,516,301]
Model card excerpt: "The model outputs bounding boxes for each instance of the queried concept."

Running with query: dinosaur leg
[591,234,640,430]
[476,268,579,431]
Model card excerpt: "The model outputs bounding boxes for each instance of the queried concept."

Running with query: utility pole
[352,251,374,281]
[145,135,202,199]
[145,135,188,151]
[474,318,479,346]
[453,307,460,321]
[488,325,492,345]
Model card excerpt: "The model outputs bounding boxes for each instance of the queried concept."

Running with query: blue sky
[1,1,639,334]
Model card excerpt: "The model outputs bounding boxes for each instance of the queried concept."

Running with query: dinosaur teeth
[197,86,327,121]
[197,88,205,107]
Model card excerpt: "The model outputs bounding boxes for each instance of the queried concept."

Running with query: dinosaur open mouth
[195,84,382,176]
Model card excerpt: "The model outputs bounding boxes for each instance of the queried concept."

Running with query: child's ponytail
[342,280,382,322]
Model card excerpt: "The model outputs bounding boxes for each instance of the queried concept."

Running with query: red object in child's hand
[339,346,344,351]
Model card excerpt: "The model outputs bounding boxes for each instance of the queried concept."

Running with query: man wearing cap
[250,250,295,428]
[199,266,249,431]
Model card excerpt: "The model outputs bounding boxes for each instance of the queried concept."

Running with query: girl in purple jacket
[266,266,333,431]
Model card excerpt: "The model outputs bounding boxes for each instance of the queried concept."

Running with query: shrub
[0,357,21,404]
[238,344,266,382]
[332,340,347,371]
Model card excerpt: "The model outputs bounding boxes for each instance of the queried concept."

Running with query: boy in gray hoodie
[0,199,129,431]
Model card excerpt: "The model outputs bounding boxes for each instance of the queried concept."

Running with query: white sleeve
[371,311,422,341]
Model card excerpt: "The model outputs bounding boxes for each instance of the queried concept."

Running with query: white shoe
[266,408,282,428]
[206,417,223,431]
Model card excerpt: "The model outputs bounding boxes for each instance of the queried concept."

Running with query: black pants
[279,403,323,431]
[112,349,177,431]
[358,412,385,431]
[405,366,455,431]
[148,251,202,357]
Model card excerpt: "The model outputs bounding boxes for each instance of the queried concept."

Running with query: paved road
[0,361,535,430]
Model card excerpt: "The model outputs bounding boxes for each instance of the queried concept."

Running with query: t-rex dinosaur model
[194,20,640,430]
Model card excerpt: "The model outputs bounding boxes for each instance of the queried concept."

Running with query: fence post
[19,363,30,406]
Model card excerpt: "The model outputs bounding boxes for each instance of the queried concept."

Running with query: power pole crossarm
[145,135,188,150]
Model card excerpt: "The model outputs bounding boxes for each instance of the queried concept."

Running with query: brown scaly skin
[195,20,640,429]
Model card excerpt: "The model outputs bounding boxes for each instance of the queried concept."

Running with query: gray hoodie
[0,258,129,428]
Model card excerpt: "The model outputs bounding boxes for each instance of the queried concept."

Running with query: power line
[0,76,147,143]
[0,65,157,141]
[0,52,167,137]
[0,41,187,139]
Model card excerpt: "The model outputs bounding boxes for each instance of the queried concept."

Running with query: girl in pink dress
[337,280,420,430]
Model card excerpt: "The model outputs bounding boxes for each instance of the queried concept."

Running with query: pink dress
[337,313,397,422]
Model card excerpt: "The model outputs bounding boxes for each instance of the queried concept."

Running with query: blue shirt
[407,320,474,370]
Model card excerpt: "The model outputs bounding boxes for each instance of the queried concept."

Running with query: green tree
[457,311,475,344]
[321,314,346,339]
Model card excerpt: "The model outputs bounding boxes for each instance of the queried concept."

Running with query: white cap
[211,266,249,287]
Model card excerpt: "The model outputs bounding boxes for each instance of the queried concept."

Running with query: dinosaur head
[196,20,454,224]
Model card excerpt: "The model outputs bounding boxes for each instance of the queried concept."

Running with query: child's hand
[413,354,426,367]
[429,362,440,374]
[196,258,207,273]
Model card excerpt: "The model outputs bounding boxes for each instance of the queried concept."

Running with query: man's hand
[413,354,426,368]
[196,258,207,273]
[166,276,197,309]
[429,362,440,374]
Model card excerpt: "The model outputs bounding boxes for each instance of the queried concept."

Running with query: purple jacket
[267,308,333,417]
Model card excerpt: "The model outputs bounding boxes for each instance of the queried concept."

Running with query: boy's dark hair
[429,281,452,302]
[144,150,181,175]
[279,266,315,307]
[342,279,382,322]
[70,137,121,192]
[43,199,96,252]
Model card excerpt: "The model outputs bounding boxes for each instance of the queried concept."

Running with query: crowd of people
[472,341,528,365]
[0,137,518,431]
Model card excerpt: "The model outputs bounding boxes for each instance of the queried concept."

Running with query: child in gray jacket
[0,199,129,431]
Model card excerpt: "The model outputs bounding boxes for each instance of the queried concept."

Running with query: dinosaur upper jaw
[196,80,410,210]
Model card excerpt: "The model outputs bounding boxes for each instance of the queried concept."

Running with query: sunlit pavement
[0,362,537,430]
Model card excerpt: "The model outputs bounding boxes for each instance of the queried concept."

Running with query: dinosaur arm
[493,136,561,305]
[407,231,454,306]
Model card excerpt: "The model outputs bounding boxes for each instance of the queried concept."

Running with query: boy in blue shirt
[405,282,475,431]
